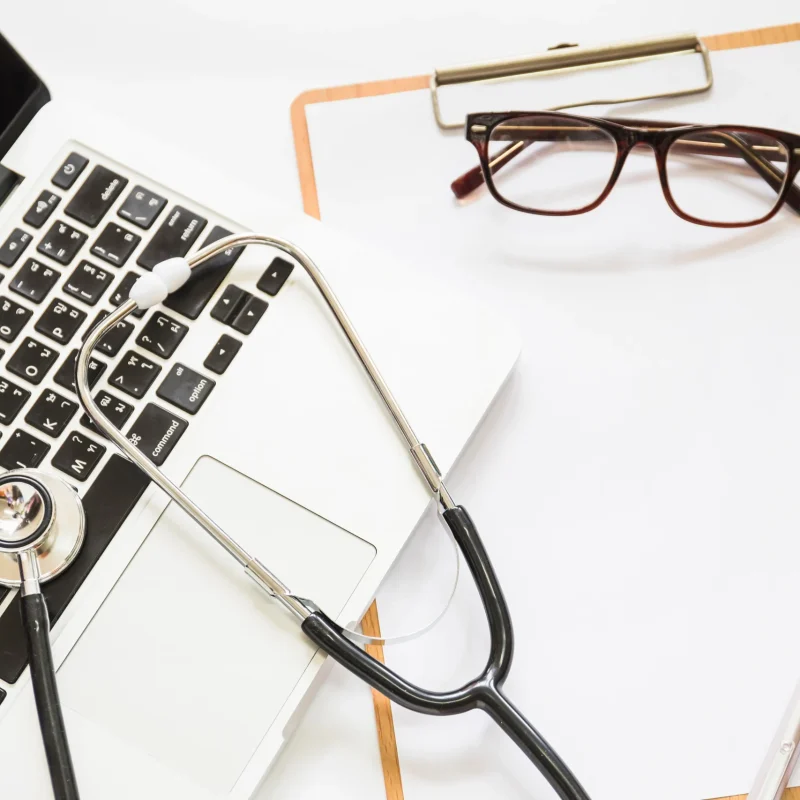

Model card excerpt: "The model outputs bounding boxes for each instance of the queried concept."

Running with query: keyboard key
[0,228,32,267]
[52,431,106,481]
[9,258,60,303]
[0,297,33,342]
[156,363,215,415]
[126,403,187,466]
[35,299,87,345]
[7,337,58,385]
[90,222,141,266]
[210,284,248,325]
[52,152,89,189]
[22,191,60,229]
[110,271,145,317]
[0,429,50,469]
[64,260,113,306]
[203,334,242,375]
[164,225,243,320]
[118,185,166,230]
[136,205,207,270]
[136,312,187,358]
[257,257,294,296]
[0,454,150,683]
[54,349,107,394]
[37,220,87,265]
[25,390,77,438]
[86,311,133,356]
[65,165,128,227]
[0,379,31,425]
[81,390,134,434]
[109,350,161,398]
[232,295,268,334]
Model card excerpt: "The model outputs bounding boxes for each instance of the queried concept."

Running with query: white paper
[306,41,800,800]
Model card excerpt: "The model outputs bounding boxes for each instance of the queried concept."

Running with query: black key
[81,390,134,434]
[156,363,215,415]
[64,260,113,306]
[37,220,87,266]
[0,454,150,683]
[86,311,133,357]
[52,152,89,190]
[126,403,187,466]
[9,258,60,303]
[65,165,128,228]
[54,349,107,394]
[203,334,242,375]
[0,687,5,705]
[109,271,145,318]
[35,299,87,345]
[257,257,294,296]
[22,190,60,229]
[0,429,50,469]
[118,185,167,230]
[210,284,248,325]
[109,350,161,398]
[136,205,207,270]
[90,222,141,267]
[25,390,77,437]
[164,225,243,320]
[0,379,31,424]
[232,295,268,335]
[0,228,32,267]
[135,312,187,358]
[52,431,106,481]
[0,297,33,342]
[7,337,58,385]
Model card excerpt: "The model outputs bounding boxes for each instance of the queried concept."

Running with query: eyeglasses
[453,111,800,227]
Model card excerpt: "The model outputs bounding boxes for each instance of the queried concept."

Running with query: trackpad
[58,456,376,795]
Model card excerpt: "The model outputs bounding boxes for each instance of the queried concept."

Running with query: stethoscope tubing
[76,234,592,800]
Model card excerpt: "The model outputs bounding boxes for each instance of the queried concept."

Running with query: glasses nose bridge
[625,127,662,152]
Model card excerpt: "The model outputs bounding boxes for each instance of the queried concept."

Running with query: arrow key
[210,284,248,325]
[231,295,268,335]
[25,390,77,438]
[203,334,242,375]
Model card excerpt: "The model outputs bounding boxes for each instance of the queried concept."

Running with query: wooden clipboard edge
[289,20,800,800]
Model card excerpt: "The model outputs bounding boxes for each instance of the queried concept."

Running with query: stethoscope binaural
[2,233,593,800]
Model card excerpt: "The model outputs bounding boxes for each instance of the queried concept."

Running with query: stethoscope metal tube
[76,234,592,800]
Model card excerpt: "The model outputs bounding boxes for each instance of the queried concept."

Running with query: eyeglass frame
[456,110,800,228]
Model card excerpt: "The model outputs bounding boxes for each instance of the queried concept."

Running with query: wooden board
[290,21,800,800]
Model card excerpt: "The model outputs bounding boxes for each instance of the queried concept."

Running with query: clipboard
[290,22,800,800]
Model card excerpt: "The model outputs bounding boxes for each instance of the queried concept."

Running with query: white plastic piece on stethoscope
[128,273,169,308]
[153,256,192,292]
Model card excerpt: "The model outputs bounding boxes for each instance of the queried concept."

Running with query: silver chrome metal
[77,234,458,635]
[431,34,713,130]
[0,479,48,548]
[746,676,800,800]
[17,549,41,597]
[0,471,85,588]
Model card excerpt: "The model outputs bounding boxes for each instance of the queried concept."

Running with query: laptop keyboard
[0,146,295,688]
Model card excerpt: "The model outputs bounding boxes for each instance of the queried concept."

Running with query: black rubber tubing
[302,505,592,800]
[21,593,80,800]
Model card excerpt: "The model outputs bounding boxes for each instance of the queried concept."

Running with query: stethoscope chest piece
[0,470,85,587]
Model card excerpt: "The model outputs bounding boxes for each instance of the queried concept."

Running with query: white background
[2,3,799,799]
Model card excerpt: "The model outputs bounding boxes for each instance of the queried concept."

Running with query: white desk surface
[3,3,798,799]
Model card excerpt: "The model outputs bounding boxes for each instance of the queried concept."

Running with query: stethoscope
[0,233,593,800]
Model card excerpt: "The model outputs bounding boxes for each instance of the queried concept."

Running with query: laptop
[0,35,519,799]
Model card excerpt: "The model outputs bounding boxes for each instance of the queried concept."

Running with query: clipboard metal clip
[430,34,713,131]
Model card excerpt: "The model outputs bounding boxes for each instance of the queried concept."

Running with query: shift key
[136,206,207,270]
